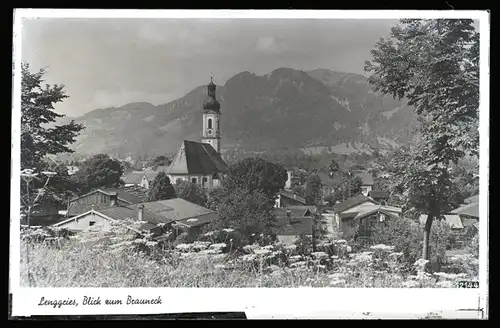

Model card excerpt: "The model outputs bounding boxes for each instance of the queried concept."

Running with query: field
[19,224,479,288]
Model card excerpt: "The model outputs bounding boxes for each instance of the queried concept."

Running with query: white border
[10,9,489,319]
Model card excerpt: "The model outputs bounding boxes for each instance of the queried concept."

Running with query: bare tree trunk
[423,213,434,262]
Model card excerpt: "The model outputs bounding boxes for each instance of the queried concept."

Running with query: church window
[208,118,213,129]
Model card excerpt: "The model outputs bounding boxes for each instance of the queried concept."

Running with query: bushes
[20,222,478,288]
[371,218,453,272]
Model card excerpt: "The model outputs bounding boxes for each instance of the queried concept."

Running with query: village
[17,17,481,289]
[22,78,480,283]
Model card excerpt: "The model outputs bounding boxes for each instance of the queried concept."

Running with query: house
[123,170,162,189]
[317,170,375,199]
[123,171,146,187]
[275,190,307,208]
[330,194,402,240]
[419,196,480,248]
[368,190,390,204]
[164,79,229,190]
[140,198,220,242]
[65,188,146,218]
[54,197,220,242]
[419,196,479,231]
[274,206,315,245]
[53,203,170,236]
[352,170,374,196]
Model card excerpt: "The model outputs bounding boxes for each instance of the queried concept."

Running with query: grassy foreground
[19,226,478,288]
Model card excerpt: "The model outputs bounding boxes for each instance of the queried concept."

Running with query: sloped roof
[123,171,145,185]
[67,188,146,217]
[98,205,172,227]
[175,212,220,228]
[155,166,170,172]
[120,186,150,201]
[352,206,401,222]
[144,171,160,182]
[167,140,229,175]
[339,212,358,219]
[279,190,306,204]
[450,202,479,218]
[53,204,168,232]
[443,215,465,229]
[274,206,314,219]
[141,198,215,222]
[333,194,376,213]
[100,188,144,204]
[418,214,464,229]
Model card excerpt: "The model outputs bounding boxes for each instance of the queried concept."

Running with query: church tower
[201,77,221,153]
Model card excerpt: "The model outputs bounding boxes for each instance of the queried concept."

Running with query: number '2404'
[457,281,479,288]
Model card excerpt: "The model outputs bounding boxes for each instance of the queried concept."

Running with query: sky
[21,18,400,117]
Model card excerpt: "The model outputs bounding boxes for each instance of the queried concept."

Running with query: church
[166,78,229,189]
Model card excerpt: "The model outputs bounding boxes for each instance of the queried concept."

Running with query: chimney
[109,192,118,207]
[137,204,144,222]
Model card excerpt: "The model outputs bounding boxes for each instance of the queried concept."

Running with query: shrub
[371,218,453,272]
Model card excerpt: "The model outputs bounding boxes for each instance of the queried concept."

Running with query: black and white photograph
[10,9,489,319]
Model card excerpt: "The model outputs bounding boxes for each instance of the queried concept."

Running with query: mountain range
[57,67,418,158]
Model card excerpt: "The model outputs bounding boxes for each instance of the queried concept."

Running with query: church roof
[167,140,229,175]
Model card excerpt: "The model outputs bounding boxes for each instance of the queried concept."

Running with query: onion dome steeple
[203,77,221,113]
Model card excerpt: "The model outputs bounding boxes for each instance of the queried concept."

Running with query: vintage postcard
[10,9,489,319]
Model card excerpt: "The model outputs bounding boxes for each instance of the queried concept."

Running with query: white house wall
[56,212,113,232]
[170,174,217,189]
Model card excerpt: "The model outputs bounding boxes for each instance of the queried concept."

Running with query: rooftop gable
[279,190,306,204]
[333,194,377,213]
[167,140,229,175]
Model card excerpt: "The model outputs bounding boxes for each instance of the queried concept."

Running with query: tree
[148,172,176,201]
[349,175,363,197]
[305,173,323,205]
[206,186,277,245]
[224,157,287,202]
[20,63,85,170]
[150,155,172,170]
[41,160,81,206]
[328,159,340,178]
[175,181,207,207]
[75,154,124,194]
[365,19,479,261]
